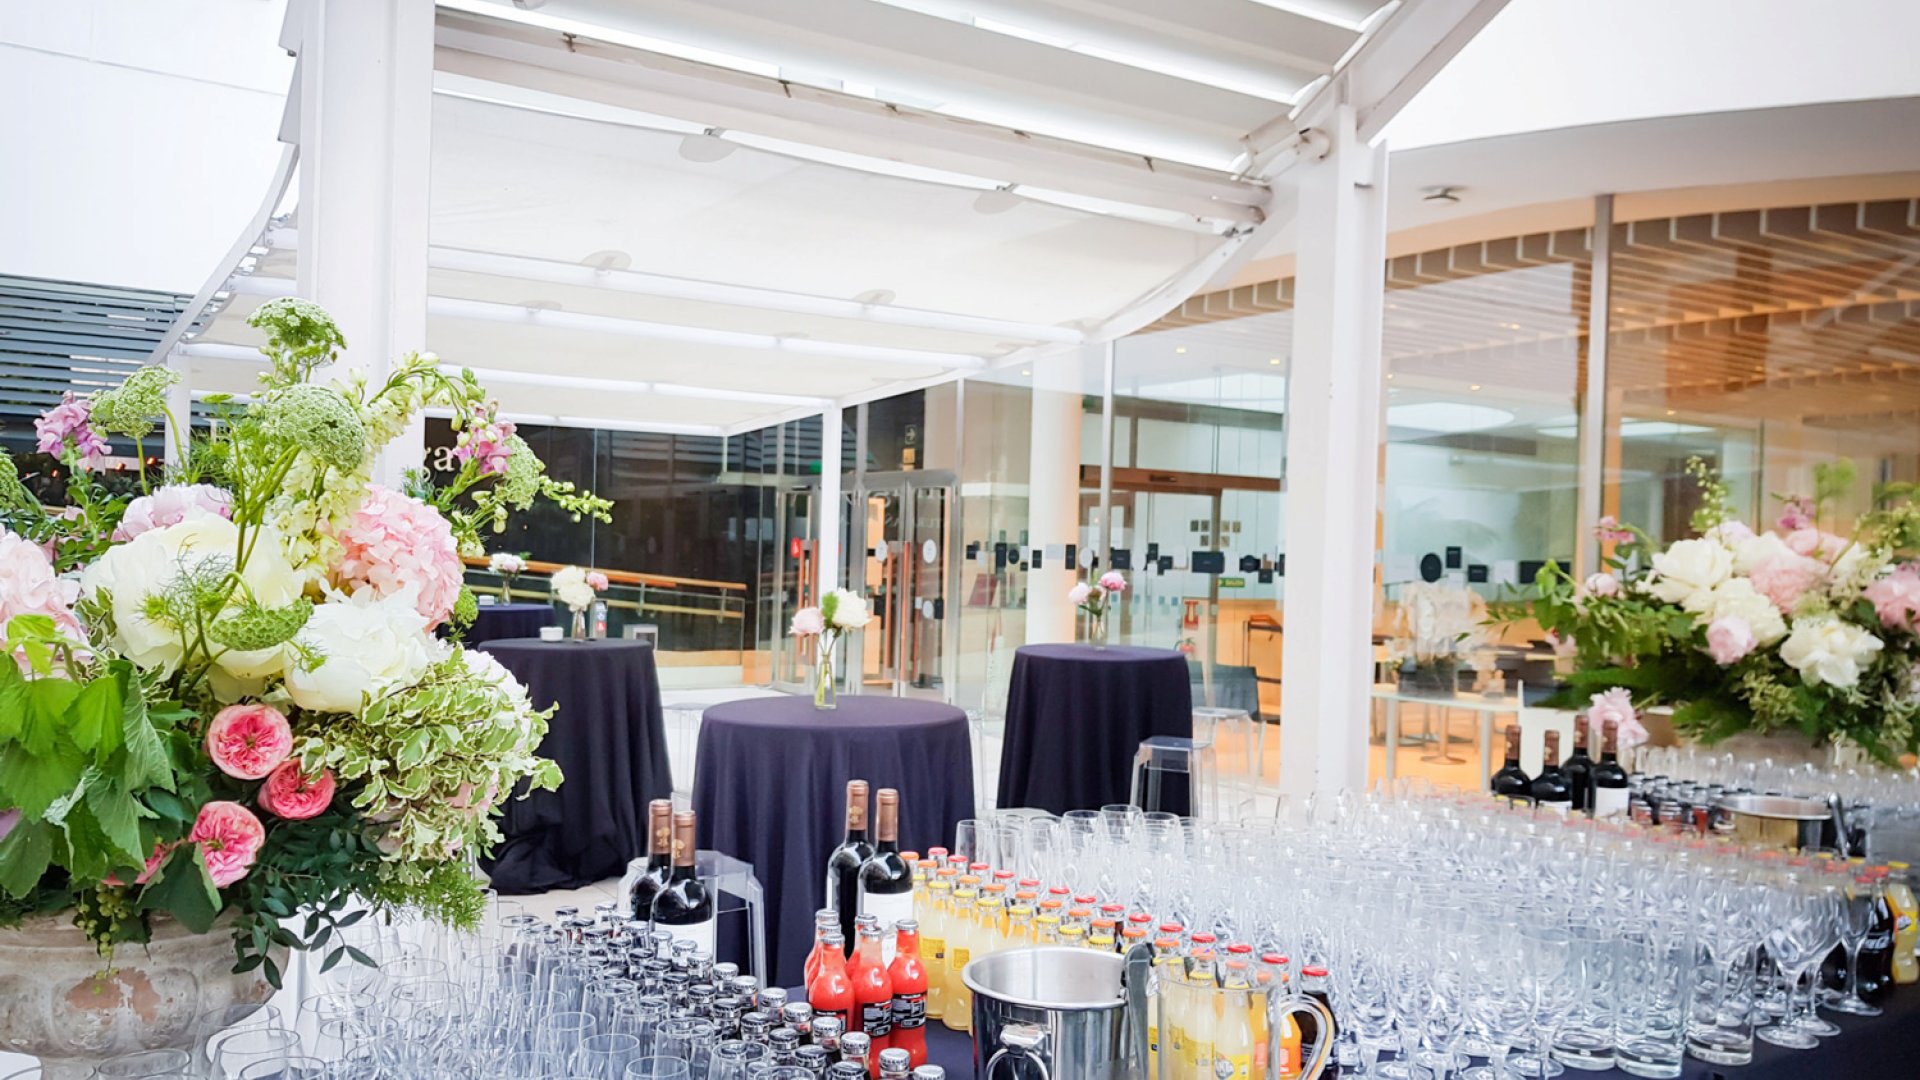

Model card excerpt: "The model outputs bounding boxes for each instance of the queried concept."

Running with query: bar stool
[1194,705,1259,810]
[1130,736,1218,819]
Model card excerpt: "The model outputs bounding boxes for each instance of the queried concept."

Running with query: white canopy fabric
[174,0,1498,435]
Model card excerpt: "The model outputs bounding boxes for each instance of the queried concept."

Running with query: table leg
[1384,699,1399,781]
[1421,707,1466,765]
[1478,711,1496,782]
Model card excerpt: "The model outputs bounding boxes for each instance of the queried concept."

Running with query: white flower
[1687,577,1787,645]
[1583,572,1621,598]
[1731,531,1794,575]
[488,552,526,575]
[81,516,303,687]
[1647,538,1733,606]
[1778,616,1884,690]
[551,564,594,611]
[286,588,442,714]
[827,589,872,629]
[1067,582,1092,606]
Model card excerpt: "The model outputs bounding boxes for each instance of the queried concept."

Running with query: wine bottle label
[891,991,927,1029]
[1592,787,1629,819]
[863,890,915,962]
[662,918,715,956]
[861,999,893,1039]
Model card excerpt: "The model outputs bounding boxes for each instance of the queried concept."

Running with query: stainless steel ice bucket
[964,947,1138,1080]
[1716,792,1834,851]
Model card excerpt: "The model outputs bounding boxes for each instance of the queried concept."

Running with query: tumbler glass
[623,1057,692,1080]
[212,1027,303,1080]
[1612,923,1693,1079]
[1552,921,1616,1072]
[92,1048,192,1077]
[572,1032,643,1079]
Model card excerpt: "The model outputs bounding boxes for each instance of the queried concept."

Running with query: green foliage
[263,385,368,472]
[207,599,312,652]
[227,809,384,989]
[247,297,346,386]
[90,366,180,440]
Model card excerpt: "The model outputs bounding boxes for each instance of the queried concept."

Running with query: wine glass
[1825,872,1884,1017]
[1756,881,1834,1049]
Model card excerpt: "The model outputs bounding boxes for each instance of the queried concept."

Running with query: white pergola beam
[433,11,1270,225]
[225,276,988,370]
[1294,0,1513,142]
[264,230,1083,345]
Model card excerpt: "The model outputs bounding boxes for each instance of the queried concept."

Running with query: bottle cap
[1303,965,1328,977]
[1019,878,1041,888]
[895,919,919,932]
[913,1068,948,1080]
[841,1031,872,1054]
[993,869,1015,880]
[1226,942,1253,954]
[879,1049,913,1070]
[1190,932,1217,944]
[1159,923,1184,934]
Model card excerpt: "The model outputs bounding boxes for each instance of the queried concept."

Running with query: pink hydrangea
[0,527,84,667]
[205,703,293,780]
[34,392,109,469]
[188,801,266,888]
[1866,565,1920,633]
[258,760,336,820]
[1748,552,1823,614]
[586,571,609,592]
[1706,615,1757,665]
[114,484,232,541]
[329,484,463,629]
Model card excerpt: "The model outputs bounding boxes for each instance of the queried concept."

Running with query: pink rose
[113,484,232,541]
[104,840,176,888]
[1865,565,1920,632]
[1749,553,1822,613]
[1706,615,1757,665]
[789,606,825,637]
[188,801,265,888]
[1097,571,1127,593]
[205,704,293,780]
[1583,572,1621,598]
[1545,629,1577,658]
[257,760,336,821]
[586,571,609,592]
[0,528,86,668]
[1587,688,1647,748]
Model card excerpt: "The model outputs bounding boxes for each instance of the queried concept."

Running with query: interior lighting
[1469,383,1482,391]
[1175,346,1188,354]
[972,186,1023,214]
[678,128,738,163]
[1269,357,1282,365]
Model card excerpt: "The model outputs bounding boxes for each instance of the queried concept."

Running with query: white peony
[1731,531,1794,575]
[81,515,303,687]
[1687,577,1787,645]
[1647,538,1733,606]
[285,588,443,714]
[488,552,526,576]
[826,588,872,629]
[551,565,594,611]
[1778,616,1884,690]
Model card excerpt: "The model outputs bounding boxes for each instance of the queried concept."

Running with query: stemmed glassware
[1755,877,1840,1049]
[1827,870,1885,1017]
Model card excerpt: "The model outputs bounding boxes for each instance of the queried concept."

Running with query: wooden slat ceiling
[1146,197,1920,428]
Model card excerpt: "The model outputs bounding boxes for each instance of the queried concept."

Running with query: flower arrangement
[1392,581,1489,694]
[1069,571,1127,644]
[488,551,527,601]
[0,297,609,985]
[789,589,872,709]
[551,566,609,639]
[1507,458,1920,763]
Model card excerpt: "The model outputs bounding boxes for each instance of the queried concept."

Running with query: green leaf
[118,690,175,793]
[0,738,86,819]
[84,774,147,866]
[144,787,195,825]
[139,846,221,934]
[0,660,26,742]
[17,677,80,757]
[395,729,431,771]
[320,946,345,973]
[67,675,124,762]
[0,818,56,898]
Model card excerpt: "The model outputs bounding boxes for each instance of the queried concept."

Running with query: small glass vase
[499,575,516,603]
[570,609,588,641]
[1087,612,1107,650]
[813,650,837,710]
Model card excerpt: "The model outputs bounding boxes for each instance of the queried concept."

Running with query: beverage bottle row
[817,781,932,1066]
[625,800,716,953]
[1489,720,1629,816]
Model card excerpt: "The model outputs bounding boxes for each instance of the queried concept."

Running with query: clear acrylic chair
[1130,706,1233,819]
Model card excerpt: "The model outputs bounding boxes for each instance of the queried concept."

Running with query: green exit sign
[1218,576,1246,588]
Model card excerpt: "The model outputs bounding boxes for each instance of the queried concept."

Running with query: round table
[463,602,557,646]
[693,695,974,986]
[996,644,1192,815]
[476,639,672,894]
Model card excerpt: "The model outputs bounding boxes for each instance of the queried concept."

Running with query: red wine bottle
[826,780,875,956]
[1490,726,1532,806]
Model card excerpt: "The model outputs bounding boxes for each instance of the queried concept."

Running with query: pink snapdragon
[258,760,336,821]
[1866,564,1920,633]
[452,404,517,476]
[1706,615,1758,665]
[188,801,266,888]
[205,703,294,780]
[34,392,109,469]
[1594,515,1634,545]
[329,484,464,629]
[1587,687,1648,748]
[1777,496,1815,532]
[114,484,232,542]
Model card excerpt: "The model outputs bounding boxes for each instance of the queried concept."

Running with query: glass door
[901,481,952,699]
[770,486,817,691]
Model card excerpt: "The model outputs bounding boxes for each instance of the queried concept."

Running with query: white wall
[0,1,292,293]
[1385,0,1920,150]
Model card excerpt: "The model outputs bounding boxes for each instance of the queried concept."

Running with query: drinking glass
[1756,882,1834,1049]
[623,1058,692,1080]
[535,1011,598,1073]
[92,1048,192,1077]
[1611,922,1692,1078]
[237,1056,327,1080]
[571,1032,643,1079]
[951,819,982,866]
[709,1040,770,1080]
[212,1027,303,1080]
[1550,920,1615,1072]
[191,1004,282,1074]
[1825,873,1883,1016]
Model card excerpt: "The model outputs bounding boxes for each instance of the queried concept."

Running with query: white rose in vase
[1646,537,1734,606]
[285,588,442,714]
[826,588,872,630]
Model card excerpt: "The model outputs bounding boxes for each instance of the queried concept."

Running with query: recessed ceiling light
[1500,322,1521,330]
[1268,357,1281,366]
[1469,384,1482,391]
[1386,401,1514,434]
[1666,409,1676,416]
[1385,373,1395,380]
[1175,346,1187,354]
[1020,369,1032,376]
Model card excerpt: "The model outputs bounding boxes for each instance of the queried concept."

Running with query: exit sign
[1218,576,1246,588]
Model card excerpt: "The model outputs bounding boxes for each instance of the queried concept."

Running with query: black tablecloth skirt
[694,695,974,987]
[477,639,671,894]
[997,644,1192,815]
[464,602,556,646]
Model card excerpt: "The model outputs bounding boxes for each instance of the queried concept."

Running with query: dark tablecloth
[694,694,974,987]
[476,639,671,894]
[464,602,555,646]
[997,644,1192,815]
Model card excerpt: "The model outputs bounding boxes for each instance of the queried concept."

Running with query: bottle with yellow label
[975,891,1007,957]
[1217,959,1256,1080]
[1182,949,1219,1080]
[943,886,977,1032]
[920,864,951,1019]
[1888,861,1918,985]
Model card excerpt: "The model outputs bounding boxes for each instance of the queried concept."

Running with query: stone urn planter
[1703,729,1835,771]
[0,912,279,1079]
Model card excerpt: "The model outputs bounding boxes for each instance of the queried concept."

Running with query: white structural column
[1026,352,1085,645]
[164,352,194,468]
[817,408,843,596]
[293,0,433,487]
[1278,102,1389,796]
